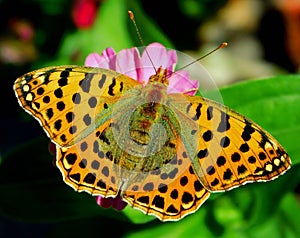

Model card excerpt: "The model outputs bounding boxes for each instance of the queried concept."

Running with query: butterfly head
[143,67,170,104]
[148,66,169,86]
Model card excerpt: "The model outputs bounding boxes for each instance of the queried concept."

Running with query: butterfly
[14,45,291,222]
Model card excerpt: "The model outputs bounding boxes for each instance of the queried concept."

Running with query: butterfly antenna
[173,42,228,74]
[128,10,157,72]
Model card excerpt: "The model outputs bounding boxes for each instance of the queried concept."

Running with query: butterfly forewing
[182,95,291,192]
[14,66,140,147]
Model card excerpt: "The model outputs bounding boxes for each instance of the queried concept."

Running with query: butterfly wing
[178,95,291,192]
[56,119,122,197]
[122,142,210,221]
[14,66,140,147]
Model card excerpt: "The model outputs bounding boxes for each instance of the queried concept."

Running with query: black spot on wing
[80,73,94,93]
[207,106,213,120]
[58,69,71,87]
[108,77,116,96]
[54,88,63,98]
[72,93,81,104]
[98,74,106,89]
[36,87,44,95]
[217,111,230,132]
[192,103,202,120]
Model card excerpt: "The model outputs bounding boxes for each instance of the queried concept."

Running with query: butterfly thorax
[98,79,180,174]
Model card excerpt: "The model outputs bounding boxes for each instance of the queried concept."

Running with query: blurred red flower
[72,0,99,29]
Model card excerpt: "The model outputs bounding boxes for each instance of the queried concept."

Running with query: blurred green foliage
[1,0,300,237]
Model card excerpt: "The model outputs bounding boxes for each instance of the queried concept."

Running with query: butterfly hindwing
[56,119,121,197]
[122,142,210,221]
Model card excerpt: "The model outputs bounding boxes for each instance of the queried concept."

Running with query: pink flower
[95,195,127,211]
[85,42,199,95]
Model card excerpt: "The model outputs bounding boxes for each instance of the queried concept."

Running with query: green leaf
[245,193,300,238]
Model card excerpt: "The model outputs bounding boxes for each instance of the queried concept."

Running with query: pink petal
[111,197,128,210]
[141,43,177,83]
[168,70,199,95]
[96,195,127,211]
[85,48,117,69]
[96,196,112,208]
[83,43,199,95]
[84,53,103,67]
[115,47,142,81]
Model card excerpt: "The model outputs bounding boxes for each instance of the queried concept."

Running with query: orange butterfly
[14,43,291,221]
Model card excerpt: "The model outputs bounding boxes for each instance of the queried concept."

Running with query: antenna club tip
[220,42,228,48]
[128,10,134,20]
